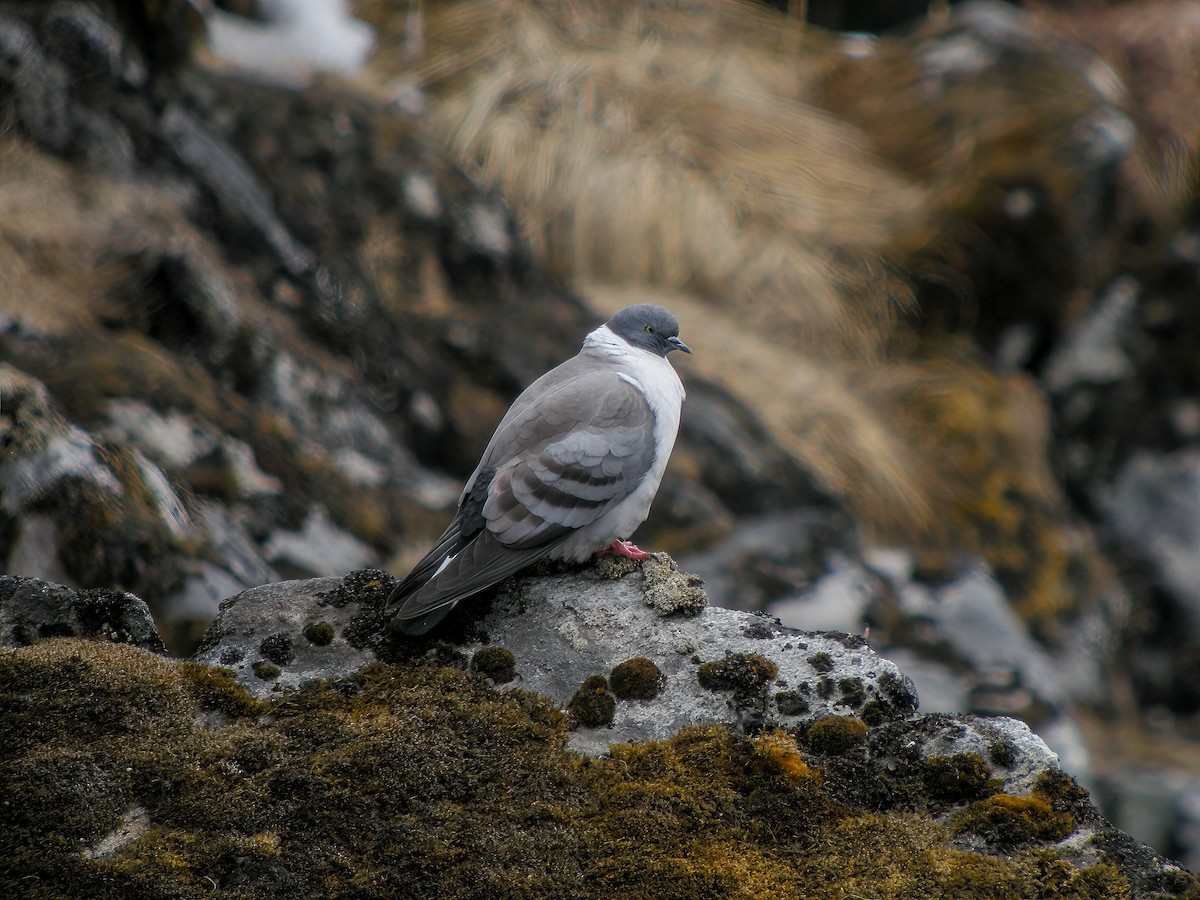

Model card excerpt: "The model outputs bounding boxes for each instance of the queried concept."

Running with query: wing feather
[481,370,656,549]
[391,530,564,634]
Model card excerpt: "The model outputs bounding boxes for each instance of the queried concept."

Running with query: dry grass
[354,0,1196,611]
[364,0,928,358]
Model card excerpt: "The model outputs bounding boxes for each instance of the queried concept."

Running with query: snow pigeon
[389,304,690,635]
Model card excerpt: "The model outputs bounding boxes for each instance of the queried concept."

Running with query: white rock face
[470,556,916,756]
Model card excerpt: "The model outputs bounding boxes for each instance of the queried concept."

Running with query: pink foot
[597,539,651,560]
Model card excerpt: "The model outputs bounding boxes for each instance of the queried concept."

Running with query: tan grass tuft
[365,0,928,358]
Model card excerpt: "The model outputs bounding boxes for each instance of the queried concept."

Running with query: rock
[688,518,1100,786]
[1,0,1199,873]
[0,574,166,654]
[190,553,1072,800]
[193,574,377,693]
[195,556,926,756]
[1,570,1195,896]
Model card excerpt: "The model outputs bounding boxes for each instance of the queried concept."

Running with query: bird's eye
[645,325,654,333]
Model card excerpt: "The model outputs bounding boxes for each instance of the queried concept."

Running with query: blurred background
[2,0,1199,867]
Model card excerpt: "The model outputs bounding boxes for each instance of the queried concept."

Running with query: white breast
[555,326,685,561]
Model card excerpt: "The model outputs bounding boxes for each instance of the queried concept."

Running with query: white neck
[584,323,646,357]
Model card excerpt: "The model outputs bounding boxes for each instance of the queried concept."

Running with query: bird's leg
[597,539,651,560]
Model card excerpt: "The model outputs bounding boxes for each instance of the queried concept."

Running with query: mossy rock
[0,639,1189,898]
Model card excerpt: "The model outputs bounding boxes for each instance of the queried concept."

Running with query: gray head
[605,304,692,357]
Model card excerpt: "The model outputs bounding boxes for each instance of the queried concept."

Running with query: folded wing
[390,363,656,634]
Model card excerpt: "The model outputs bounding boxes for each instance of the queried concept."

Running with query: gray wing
[390,361,657,634]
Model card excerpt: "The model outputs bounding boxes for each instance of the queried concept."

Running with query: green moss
[569,675,616,728]
[805,716,868,755]
[1032,768,1091,810]
[471,647,517,684]
[1052,862,1129,898]
[837,677,866,708]
[952,794,1075,846]
[302,622,336,647]
[774,689,810,716]
[696,652,778,712]
[178,662,267,718]
[859,699,888,725]
[989,740,1017,768]
[251,661,281,681]
[609,657,665,700]
[807,651,834,674]
[0,638,1188,898]
[922,754,998,805]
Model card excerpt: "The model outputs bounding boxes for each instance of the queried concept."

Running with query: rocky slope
[1,0,1200,884]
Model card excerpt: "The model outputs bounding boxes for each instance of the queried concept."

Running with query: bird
[389,303,691,635]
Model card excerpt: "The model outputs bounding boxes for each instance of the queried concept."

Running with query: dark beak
[667,335,692,354]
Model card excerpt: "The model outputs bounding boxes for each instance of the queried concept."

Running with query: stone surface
[4,568,1196,896]
[194,558,924,755]
[193,575,375,694]
[0,574,166,654]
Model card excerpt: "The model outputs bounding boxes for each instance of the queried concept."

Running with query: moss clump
[1030,854,1129,898]
[952,794,1075,846]
[837,677,866,708]
[569,675,616,728]
[859,699,889,725]
[177,662,267,719]
[922,754,998,805]
[609,657,665,700]
[805,716,868,755]
[697,652,778,711]
[471,647,517,684]
[258,633,294,666]
[989,741,1017,768]
[774,688,810,716]
[697,653,778,689]
[1032,769,1091,811]
[807,651,834,674]
[302,622,335,647]
[750,730,815,785]
[251,661,281,681]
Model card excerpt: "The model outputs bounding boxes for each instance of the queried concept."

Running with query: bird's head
[606,304,691,357]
